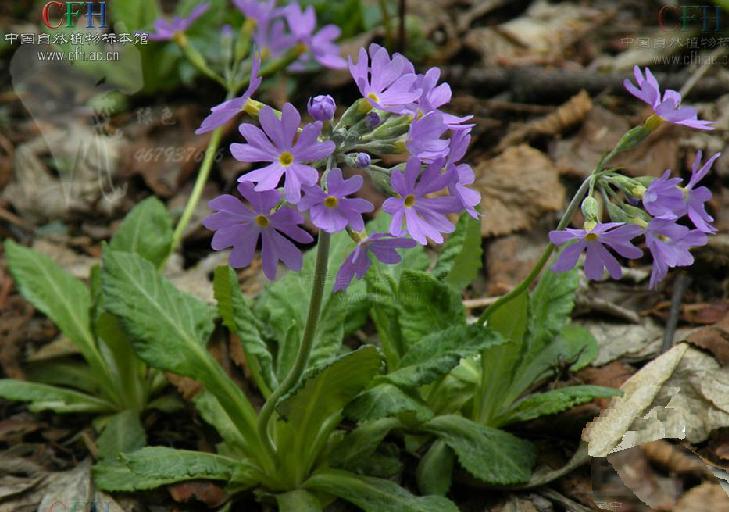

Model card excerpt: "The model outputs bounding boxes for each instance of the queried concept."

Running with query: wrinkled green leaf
[213,266,276,393]
[397,270,465,349]
[109,197,172,267]
[94,447,261,491]
[305,468,459,512]
[0,380,114,414]
[527,269,579,355]
[425,415,535,485]
[97,410,146,460]
[328,418,400,471]
[193,391,248,455]
[416,439,454,496]
[498,385,621,426]
[432,213,482,290]
[386,324,503,389]
[4,241,110,387]
[345,384,432,423]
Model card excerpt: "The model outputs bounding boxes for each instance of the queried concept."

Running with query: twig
[661,272,690,353]
[463,296,500,309]
[539,488,592,512]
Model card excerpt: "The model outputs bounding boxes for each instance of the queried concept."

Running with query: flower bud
[581,196,600,223]
[365,111,381,129]
[355,153,371,168]
[308,95,336,121]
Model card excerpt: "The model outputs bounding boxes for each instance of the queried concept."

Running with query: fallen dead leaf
[485,227,548,295]
[607,446,678,510]
[674,482,729,512]
[687,311,729,366]
[168,480,227,508]
[584,319,663,366]
[476,145,565,237]
[585,344,729,457]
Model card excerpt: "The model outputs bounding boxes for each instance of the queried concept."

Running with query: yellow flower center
[585,232,599,242]
[367,92,380,103]
[404,194,416,207]
[324,196,339,208]
[279,151,294,166]
[255,215,269,228]
[260,47,271,60]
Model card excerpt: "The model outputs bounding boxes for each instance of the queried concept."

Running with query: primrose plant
[93,43,477,511]
[0,198,181,459]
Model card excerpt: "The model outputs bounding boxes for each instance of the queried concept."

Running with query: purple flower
[195,55,262,135]
[383,158,459,245]
[285,4,346,70]
[406,112,450,163]
[203,182,313,280]
[308,95,336,121]
[645,218,708,288]
[685,150,720,233]
[233,0,277,22]
[148,3,209,41]
[410,67,473,128]
[365,111,381,129]
[643,169,685,219]
[445,130,480,218]
[334,233,417,291]
[255,18,293,59]
[348,44,421,113]
[298,168,374,233]
[233,103,335,203]
[355,153,371,168]
[549,223,643,281]
[624,66,713,130]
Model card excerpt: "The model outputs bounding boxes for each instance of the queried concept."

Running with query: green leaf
[305,468,460,512]
[109,197,172,267]
[527,269,579,355]
[26,360,102,395]
[93,447,261,491]
[101,249,259,450]
[345,383,432,423]
[4,241,110,389]
[506,323,598,403]
[386,324,503,389]
[276,490,323,512]
[478,289,529,424]
[328,418,400,471]
[0,380,115,414]
[432,213,482,290]
[111,0,160,31]
[416,439,454,496]
[425,415,536,485]
[193,391,248,455]
[497,385,621,426]
[397,270,465,349]
[213,266,276,394]
[275,347,383,479]
[97,410,146,460]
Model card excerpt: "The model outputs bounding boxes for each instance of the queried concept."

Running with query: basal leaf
[97,410,146,460]
[93,447,261,491]
[101,250,259,449]
[345,383,432,423]
[385,324,503,389]
[397,270,465,349]
[416,439,454,496]
[527,269,579,355]
[304,468,460,512]
[0,380,115,414]
[109,197,172,267]
[276,490,323,512]
[328,417,400,471]
[497,385,621,426]
[4,241,111,390]
[432,213,482,291]
[425,415,536,485]
[213,266,276,394]
[193,391,248,455]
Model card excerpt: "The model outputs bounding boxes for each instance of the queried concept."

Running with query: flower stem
[478,175,593,324]
[257,231,332,458]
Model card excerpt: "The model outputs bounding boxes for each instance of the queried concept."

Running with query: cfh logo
[41,1,108,29]
[658,5,723,32]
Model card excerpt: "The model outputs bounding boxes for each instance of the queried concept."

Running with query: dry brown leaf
[168,480,227,507]
[584,319,663,366]
[585,344,729,457]
[641,440,709,477]
[674,483,729,512]
[687,312,729,366]
[607,446,678,510]
[485,228,548,295]
[476,145,564,237]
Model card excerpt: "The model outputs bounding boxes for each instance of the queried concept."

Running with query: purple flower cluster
[204,44,481,290]
[148,3,209,41]
[550,150,719,288]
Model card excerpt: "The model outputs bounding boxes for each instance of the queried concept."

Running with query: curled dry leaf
[476,145,565,237]
[585,344,729,457]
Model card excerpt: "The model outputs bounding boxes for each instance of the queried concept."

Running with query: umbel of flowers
[203,43,479,290]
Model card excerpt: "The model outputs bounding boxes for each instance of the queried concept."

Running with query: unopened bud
[308,95,336,122]
[355,153,371,168]
[581,196,600,222]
